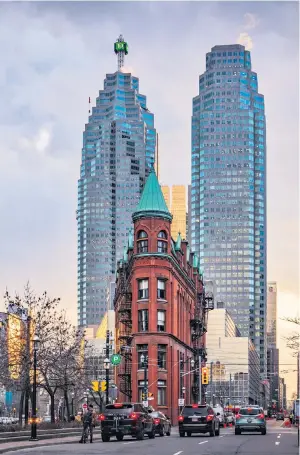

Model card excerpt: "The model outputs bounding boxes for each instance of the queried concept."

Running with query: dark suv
[99,403,156,442]
[178,404,220,437]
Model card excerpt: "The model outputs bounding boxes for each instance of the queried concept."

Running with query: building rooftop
[132,169,172,222]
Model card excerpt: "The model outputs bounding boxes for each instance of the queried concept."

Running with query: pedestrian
[79,404,95,443]
[289,411,293,424]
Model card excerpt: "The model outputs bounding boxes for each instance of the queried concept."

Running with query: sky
[0,1,298,399]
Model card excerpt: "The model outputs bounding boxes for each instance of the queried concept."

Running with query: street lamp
[140,354,148,404]
[104,357,110,405]
[29,334,40,441]
[71,392,75,417]
[190,359,195,369]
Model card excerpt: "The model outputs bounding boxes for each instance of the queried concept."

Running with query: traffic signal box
[202,367,209,384]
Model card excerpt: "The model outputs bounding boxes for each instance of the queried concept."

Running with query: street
[8,421,299,455]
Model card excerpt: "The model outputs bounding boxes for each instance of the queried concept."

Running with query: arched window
[158,231,167,239]
[137,230,148,253]
[157,231,168,253]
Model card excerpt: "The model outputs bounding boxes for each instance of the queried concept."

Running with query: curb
[0,438,81,454]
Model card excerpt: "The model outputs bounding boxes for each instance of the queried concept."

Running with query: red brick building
[114,170,213,424]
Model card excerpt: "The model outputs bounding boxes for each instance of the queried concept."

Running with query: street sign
[148,397,154,401]
[111,354,121,366]
[142,401,148,407]
[178,398,185,406]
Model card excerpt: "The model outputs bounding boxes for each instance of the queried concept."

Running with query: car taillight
[178,416,184,422]
[129,412,138,420]
[154,418,160,424]
[236,414,241,420]
[206,415,214,422]
[99,414,105,421]
[258,413,265,420]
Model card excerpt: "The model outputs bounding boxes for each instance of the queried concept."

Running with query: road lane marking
[173,452,183,455]
[219,435,224,438]
[275,442,280,445]
[123,441,137,444]
[198,441,208,445]
[277,435,281,438]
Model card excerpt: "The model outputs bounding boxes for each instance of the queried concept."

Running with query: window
[157,345,167,369]
[137,230,148,253]
[157,380,166,406]
[158,230,167,239]
[157,230,168,253]
[138,279,149,299]
[137,344,148,369]
[157,310,166,332]
[138,310,148,332]
[157,279,166,299]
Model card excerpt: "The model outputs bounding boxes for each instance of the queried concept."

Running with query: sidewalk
[0,435,80,454]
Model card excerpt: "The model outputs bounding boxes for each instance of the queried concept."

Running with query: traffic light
[141,392,147,400]
[202,367,209,385]
[91,381,99,392]
[100,381,107,392]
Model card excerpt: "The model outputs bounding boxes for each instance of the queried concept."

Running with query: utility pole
[229,373,232,406]
[210,362,213,405]
[199,354,202,404]
[105,330,110,405]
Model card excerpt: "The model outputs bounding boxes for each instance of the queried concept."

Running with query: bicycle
[83,425,91,443]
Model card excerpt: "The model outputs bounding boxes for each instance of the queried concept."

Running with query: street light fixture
[29,334,40,441]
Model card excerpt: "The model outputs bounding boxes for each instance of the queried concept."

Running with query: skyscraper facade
[267,282,277,347]
[191,44,267,372]
[77,42,156,327]
[161,185,187,239]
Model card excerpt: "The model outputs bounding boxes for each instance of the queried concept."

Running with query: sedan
[150,411,171,436]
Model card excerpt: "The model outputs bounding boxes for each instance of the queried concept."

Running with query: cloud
[243,12,260,30]
[237,32,253,50]
[19,125,52,156]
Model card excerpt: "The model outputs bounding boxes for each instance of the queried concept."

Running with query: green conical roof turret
[175,232,182,251]
[132,169,172,222]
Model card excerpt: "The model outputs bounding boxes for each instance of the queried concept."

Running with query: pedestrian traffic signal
[202,367,209,385]
[100,381,107,392]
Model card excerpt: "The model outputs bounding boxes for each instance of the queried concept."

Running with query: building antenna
[114,35,129,70]
[88,96,91,115]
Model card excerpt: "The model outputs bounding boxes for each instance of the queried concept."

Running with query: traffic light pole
[144,357,148,403]
[199,355,202,405]
[106,330,110,405]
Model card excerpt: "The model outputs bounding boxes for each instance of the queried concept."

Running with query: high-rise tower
[191,44,267,372]
[77,36,156,327]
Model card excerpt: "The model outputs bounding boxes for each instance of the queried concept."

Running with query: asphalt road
[8,421,299,455]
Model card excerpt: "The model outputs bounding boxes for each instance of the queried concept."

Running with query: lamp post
[29,334,40,441]
[140,354,148,405]
[104,358,110,405]
[71,392,75,417]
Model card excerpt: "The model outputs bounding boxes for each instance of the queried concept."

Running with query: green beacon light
[114,35,128,69]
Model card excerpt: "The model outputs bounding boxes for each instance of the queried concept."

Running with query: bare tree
[282,316,300,357]
[1,285,87,423]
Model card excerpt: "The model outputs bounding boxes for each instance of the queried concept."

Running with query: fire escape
[190,286,214,402]
[116,262,133,400]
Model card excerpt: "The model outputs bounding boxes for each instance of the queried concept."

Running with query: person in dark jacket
[79,404,95,443]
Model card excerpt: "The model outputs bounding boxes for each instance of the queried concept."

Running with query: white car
[225,412,235,425]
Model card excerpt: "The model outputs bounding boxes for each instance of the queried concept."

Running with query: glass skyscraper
[191,45,266,372]
[77,70,156,327]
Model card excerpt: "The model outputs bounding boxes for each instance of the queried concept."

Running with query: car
[235,407,266,435]
[178,404,220,437]
[276,412,284,421]
[99,402,156,442]
[150,411,171,436]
